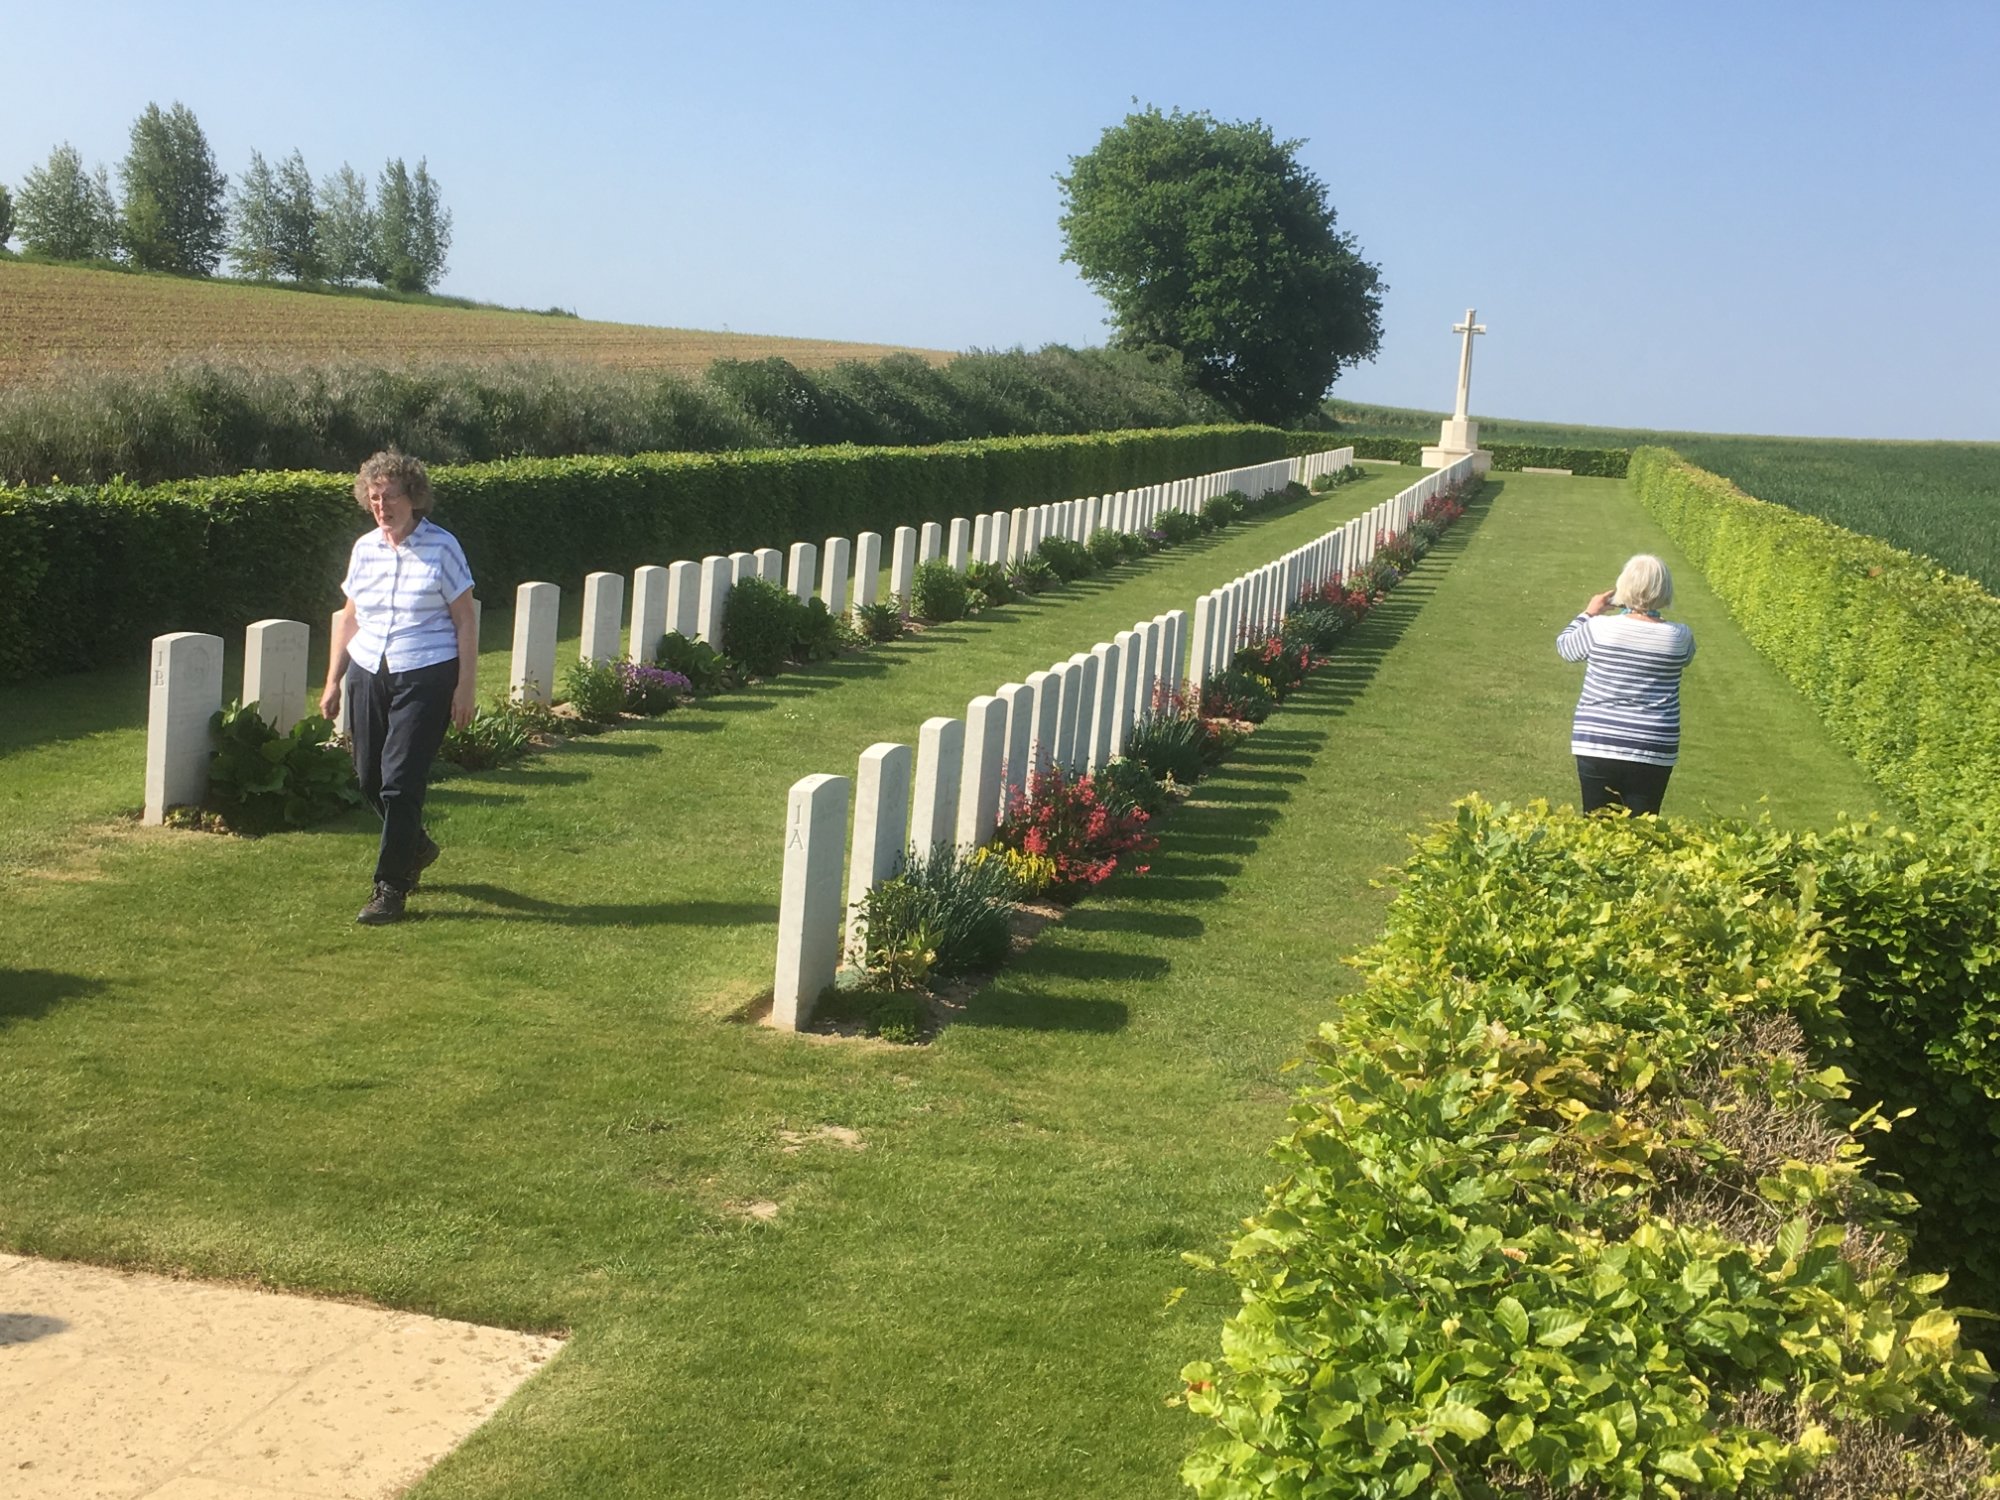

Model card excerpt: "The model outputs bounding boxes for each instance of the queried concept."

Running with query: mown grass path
[0,473,1884,1497]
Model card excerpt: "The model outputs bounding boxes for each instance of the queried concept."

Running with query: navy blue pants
[1577,755,1673,816]
[346,656,457,891]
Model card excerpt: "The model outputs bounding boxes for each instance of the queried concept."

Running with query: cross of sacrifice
[1452,308,1487,421]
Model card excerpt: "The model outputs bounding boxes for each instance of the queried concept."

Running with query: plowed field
[0,261,947,382]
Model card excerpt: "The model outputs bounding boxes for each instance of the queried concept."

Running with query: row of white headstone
[769,451,1479,1028]
[140,449,1348,825]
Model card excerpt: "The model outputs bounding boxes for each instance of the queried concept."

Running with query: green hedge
[0,424,1287,680]
[1181,800,1997,1498]
[1630,447,2000,836]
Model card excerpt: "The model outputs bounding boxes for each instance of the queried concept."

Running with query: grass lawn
[0,471,1887,1496]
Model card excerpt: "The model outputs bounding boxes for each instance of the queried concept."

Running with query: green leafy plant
[858,843,1019,980]
[1006,554,1056,595]
[1199,490,1245,529]
[1036,535,1097,582]
[653,630,733,693]
[559,658,628,722]
[1086,526,1128,568]
[909,559,970,622]
[206,701,362,830]
[963,560,1015,607]
[1200,668,1275,723]
[436,704,536,776]
[1123,696,1213,784]
[854,600,903,642]
[721,576,804,677]
[1180,798,2000,1500]
[1092,755,1171,818]
[1155,509,1202,544]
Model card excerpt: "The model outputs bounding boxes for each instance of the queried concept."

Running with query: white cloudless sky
[5,0,1995,439]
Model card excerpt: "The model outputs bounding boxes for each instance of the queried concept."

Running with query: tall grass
[0,347,1230,486]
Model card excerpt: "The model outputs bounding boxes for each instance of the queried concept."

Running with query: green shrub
[789,596,843,660]
[1199,491,1244,529]
[1181,799,1998,1499]
[858,843,1018,979]
[1006,555,1056,595]
[1630,447,2000,837]
[963,560,1015,607]
[869,993,925,1044]
[1085,527,1128,568]
[559,658,627,721]
[854,600,903,641]
[1280,604,1347,653]
[909,559,970,622]
[205,702,362,829]
[1035,535,1096,582]
[436,697,537,773]
[1092,756,1171,818]
[721,576,802,677]
[1200,669,1274,723]
[653,630,732,693]
[1123,706,1211,785]
[1155,508,1202,544]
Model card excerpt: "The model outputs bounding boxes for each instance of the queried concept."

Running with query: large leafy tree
[270,150,321,281]
[1057,106,1384,425]
[227,150,281,278]
[119,101,228,274]
[0,184,13,248]
[315,163,376,285]
[15,143,120,261]
[372,157,451,292]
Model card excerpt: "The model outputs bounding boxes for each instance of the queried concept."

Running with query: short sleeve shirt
[341,517,474,673]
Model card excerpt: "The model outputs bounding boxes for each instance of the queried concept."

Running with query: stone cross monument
[1421,307,1494,472]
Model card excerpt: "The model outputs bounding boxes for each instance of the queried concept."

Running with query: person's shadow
[419,884,776,928]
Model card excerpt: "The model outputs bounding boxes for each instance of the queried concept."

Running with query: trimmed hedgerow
[0,423,1288,681]
[1630,446,2000,837]
[1181,799,1997,1499]
[1283,431,1631,477]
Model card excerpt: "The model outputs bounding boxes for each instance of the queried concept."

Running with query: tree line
[0,101,452,293]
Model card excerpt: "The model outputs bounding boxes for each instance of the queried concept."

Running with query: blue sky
[6,0,1996,439]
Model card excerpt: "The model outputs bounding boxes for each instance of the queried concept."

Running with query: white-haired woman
[318,451,477,924]
[1556,553,1696,815]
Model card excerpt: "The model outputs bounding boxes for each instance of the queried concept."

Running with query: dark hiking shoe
[409,830,442,890]
[356,882,407,926]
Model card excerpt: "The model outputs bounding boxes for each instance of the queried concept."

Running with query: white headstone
[1189,594,1217,691]
[755,547,785,587]
[1066,651,1098,773]
[910,716,964,857]
[1088,640,1119,770]
[787,542,818,604]
[990,512,1011,566]
[1161,609,1188,700]
[956,694,1008,849]
[630,565,669,663]
[997,680,1033,811]
[580,571,623,664]
[143,631,223,825]
[949,517,972,571]
[890,526,917,607]
[1132,621,1160,725]
[971,513,991,566]
[1026,669,1057,778]
[820,536,852,617]
[845,741,912,960]
[773,772,850,1031]
[511,581,559,703]
[1110,628,1140,758]
[730,551,756,586]
[243,618,308,734]
[1052,657,1083,772]
[696,556,732,647]
[666,560,700,639]
[919,521,943,566]
[854,531,883,610]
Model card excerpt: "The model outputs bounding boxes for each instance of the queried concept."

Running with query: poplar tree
[0,184,13,249]
[271,150,321,281]
[15,143,120,261]
[119,101,228,275]
[315,164,375,285]
[228,150,280,278]
[371,156,450,292]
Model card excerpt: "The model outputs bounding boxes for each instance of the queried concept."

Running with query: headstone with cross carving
[1422,306,1494,473]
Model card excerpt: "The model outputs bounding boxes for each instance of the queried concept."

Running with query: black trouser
[1576,755,1673,816]
[346,656,457,891]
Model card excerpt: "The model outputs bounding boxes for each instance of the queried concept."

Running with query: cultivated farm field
[0,260,948,383]
[1331,399,2000,589]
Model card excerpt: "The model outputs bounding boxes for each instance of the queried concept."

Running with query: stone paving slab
[0,1251,563,1499]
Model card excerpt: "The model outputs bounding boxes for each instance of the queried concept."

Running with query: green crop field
[1331,399,2000,590]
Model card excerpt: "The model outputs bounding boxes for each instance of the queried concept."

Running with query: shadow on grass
[1,970,108,1029]
[421,883,777,927]
[956,486,1496,1032]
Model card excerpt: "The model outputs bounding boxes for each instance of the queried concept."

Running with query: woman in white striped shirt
[318,452,478,924]
[1555,553,1696,815]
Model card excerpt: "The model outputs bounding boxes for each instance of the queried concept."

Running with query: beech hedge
[0,423,1286,680]
[1629,446,2000,837]
[1281,432,1630,476]
[1181,800,1998,1499]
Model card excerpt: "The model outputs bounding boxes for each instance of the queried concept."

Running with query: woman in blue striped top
[318,452,478,924]
[1555,554,1696,815]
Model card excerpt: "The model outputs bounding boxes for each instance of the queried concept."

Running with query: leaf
[1494,1410,1535,1452]
[1532,1308,1588,1348]
[1426,1401,1490,1442]
[1494,1296,1529,1349]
